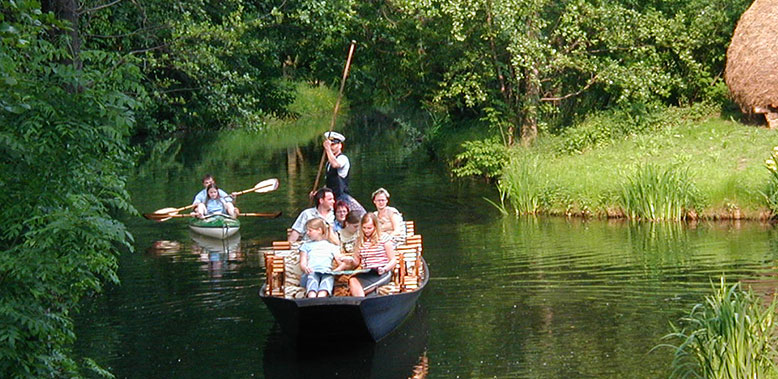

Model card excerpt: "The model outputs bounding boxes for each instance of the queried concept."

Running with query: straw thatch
[725,0,778,128]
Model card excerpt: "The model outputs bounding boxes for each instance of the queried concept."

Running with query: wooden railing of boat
[263,221,423,297]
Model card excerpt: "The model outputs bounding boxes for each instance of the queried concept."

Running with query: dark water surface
[74,125,778,378]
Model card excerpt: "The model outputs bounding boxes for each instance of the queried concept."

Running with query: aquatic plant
[619,164,700,221]
[499,156,547,215]
[657,277,778,379]
[762,146,778,216]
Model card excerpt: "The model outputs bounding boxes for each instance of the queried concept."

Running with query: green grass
[501,110,778,219]
[657,278,778,378]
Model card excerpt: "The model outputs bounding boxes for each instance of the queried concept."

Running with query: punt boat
[259,222,426,342]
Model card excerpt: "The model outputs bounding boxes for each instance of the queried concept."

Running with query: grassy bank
[499,107,778,220]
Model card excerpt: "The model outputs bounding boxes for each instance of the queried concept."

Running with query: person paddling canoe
[322,131,366,217]
[192,174,237,218]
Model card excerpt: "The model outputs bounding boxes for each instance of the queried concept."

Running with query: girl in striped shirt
[349,213,396,296]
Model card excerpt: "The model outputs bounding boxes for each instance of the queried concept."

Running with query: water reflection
[263,307,429,379]
[190,233,243,279]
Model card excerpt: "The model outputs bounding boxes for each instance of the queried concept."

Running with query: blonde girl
[349,213,396,296]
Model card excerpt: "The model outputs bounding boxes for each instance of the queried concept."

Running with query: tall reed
[499,156,546,215]
[657,278,778,379]
[619,164,700,221]
[763,146,778,215]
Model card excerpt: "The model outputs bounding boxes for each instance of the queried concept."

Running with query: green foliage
[763,147,778,216]
[0,2,135,376]
[392,0,749,145]
[559,102,718,154]
[658,277,778,378]
[619,164,701,221]
[451,137,508,180]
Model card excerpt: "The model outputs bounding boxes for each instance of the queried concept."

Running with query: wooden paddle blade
[253,178,279,193]
[239,212,282,218]
[145,213,190,221]
[153,207,180,214]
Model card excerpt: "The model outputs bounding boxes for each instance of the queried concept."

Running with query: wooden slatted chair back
[405,220,415,237]
[264,243,289,296]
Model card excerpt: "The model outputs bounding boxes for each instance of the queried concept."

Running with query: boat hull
[260,260,428,342]
[188,215,240,239]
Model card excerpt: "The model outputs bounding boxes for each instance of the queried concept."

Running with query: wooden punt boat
[259,222,426,342]
[188,214,240,239]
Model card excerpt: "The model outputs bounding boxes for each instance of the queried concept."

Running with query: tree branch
[78,0,123,15]
[540,74,598,102]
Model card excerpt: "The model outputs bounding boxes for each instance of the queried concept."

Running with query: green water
[73,123,778,378]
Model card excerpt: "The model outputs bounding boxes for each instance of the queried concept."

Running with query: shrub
[451,137,509,181]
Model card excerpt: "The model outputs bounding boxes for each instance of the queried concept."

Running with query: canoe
[259,225,426,342]
[188,214,240,239]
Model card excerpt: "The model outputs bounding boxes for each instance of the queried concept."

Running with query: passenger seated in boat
[371,188,405,245]
[195,184,237,218]
[192,174,237,217]
[333,200,350,233]
[336,210,361,270]
[299,218,349,298]
[349,213,396,297]
[288,188,338,245]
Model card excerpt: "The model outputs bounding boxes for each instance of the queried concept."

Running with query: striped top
[359,234,392,269]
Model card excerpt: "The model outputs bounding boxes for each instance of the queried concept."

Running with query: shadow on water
[263,306,430,379]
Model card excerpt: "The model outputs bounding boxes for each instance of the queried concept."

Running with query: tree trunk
[521,66,539,145]
[42,0,82,72]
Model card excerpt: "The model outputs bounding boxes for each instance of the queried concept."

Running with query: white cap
[323,131,346,142]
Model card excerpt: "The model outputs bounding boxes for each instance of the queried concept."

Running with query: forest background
[0,0,762,376]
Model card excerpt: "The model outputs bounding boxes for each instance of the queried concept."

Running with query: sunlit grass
[656,277,778,379]
[501,113,778,218]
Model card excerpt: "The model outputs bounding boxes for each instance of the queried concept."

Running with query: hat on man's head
[324,131,346,143]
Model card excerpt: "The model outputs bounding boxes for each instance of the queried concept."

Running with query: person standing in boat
[195,184,237,218]
[299,218,349,298]
[288,187,338,244]
[349,213,396,297]
[192,174,237,217]
[322,131,366,217]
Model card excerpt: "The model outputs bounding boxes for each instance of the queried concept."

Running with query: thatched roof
[725,0,778,116]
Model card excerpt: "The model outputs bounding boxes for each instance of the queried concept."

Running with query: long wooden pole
[311,40,357,196]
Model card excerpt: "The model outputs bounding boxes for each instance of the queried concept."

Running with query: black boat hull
[260,260,428,342]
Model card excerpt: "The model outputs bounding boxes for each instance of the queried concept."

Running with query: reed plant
[762,146,778,215]
[499,156,547,215]
[619,164,701,221]
[658,278,778,379]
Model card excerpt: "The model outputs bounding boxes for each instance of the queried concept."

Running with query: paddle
[312,41,357,195]
[145,211,282,222]
[143,178,280,220]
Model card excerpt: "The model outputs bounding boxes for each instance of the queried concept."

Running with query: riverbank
[498,106,778,220]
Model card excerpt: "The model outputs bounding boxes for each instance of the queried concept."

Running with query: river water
[73,120,778,378]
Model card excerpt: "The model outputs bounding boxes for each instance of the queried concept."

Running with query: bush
[451,137,509,181]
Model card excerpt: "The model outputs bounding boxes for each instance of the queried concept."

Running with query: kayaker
[192,174,237,216]
[322,131,366,217]
[195,184,237,218]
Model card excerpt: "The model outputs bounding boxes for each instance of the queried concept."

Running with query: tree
[1,1,137,375]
